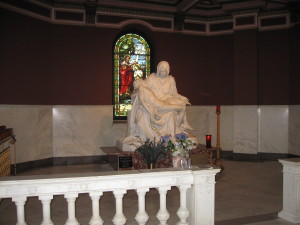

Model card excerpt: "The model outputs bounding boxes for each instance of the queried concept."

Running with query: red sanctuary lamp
[216,105,221,113]
[205,135,212,148]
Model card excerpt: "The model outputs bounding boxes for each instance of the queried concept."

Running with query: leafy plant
[135,138,171,166]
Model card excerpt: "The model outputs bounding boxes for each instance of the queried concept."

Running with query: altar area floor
[0,159,295,225]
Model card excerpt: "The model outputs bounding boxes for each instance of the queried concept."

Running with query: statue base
[116,139,137,152]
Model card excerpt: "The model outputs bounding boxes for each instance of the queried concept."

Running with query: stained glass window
[113,33,151,120]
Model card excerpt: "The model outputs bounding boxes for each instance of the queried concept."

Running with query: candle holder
[215,105,224,170]
[206,135,212,148]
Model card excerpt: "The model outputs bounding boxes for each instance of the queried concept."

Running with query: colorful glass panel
[113,33,150,119]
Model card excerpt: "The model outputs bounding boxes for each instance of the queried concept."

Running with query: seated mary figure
[117,61,195,151]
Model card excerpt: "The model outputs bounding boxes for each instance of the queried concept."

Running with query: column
[156,186,171,225]
[112,190,127,225]
[39,195,54,225]
[176,184,191,225]
[64,193,80,225]
[89,192,104,225]
[278,159,300,223]
[135,188,149,225]
[187,169,220,225]
[12,196,27,225]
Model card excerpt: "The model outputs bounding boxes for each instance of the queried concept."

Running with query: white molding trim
[259,13,291,31]
[233,13,258,30]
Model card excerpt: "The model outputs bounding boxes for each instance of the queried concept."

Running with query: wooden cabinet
[0,126,16,176]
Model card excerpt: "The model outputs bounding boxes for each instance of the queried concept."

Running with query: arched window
[113,33,151,120]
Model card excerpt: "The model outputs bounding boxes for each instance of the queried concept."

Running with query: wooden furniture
[190,144,223,169]
[0,126,16,176]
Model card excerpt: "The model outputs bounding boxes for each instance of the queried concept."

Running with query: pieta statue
[117,61,196,151]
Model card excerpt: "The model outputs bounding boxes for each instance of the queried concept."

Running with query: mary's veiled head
[157,61,170,78]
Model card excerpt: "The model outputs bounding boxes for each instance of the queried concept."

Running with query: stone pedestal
[116,139,136,152]
[278,158,300,223]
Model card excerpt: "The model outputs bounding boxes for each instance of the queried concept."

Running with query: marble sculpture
[117,61,195,151]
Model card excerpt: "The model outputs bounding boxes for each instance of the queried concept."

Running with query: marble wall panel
[187,106,211,145]
[233,106,258,154]
[1,104,298,164]
[289,105,300,155]
[0,105,53,163]
[112,122,128,143]
[53,105,113,157]
[219,106,234,151]
[259,106,289,153]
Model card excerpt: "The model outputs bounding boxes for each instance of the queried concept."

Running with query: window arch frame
[113,32,151,120]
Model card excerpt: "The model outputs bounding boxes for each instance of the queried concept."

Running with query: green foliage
[135,138,171,165]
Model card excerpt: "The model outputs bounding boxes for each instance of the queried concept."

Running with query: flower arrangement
[135,133,195,169]
[135,137,172,168]
[161,133,194,157]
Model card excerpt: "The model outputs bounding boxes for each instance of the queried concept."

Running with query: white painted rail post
[12,196,28,225]
[89,191,104,225]
[112,190,127,225]
[156,186,171,225]
[177,184,191,225]
[39,195,54,225]
[278,158,300,224]
[187,168,220,225]
[64,193,80,225]
[135,188,150,225]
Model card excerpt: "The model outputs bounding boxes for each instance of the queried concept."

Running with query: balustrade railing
[0,166,220,225]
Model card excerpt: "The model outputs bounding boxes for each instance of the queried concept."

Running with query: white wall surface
[0,104,298,163]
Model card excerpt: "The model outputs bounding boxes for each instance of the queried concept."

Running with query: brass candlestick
[215,105,224,169]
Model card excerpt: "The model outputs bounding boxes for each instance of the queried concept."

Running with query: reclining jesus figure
[117,61,195,151]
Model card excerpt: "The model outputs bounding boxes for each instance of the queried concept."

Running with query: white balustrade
[89,191,104,225]
[113,190,127,225]
[156,186,171,225]
[135,188,149,225]
[278,158,300,224]
[177,184,191,225]
[12,196,27,225]
[39,195,54,225]
[65,193,80,225]
[0,167,220,225]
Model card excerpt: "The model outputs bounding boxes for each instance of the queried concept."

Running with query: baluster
[176,184,191,225]
[64,193,80,225]
[12,196,27,225]
[156,186,171,225]
[112,190,127,225]
[39,195,54,225]
[89,191,104,225]
[135,188,149,225]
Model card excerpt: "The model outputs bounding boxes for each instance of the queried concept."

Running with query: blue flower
[161,135,170,143]
[175,133,188,141]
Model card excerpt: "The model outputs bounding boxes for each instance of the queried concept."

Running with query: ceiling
[1,0,299,33]
[49,0,299,18]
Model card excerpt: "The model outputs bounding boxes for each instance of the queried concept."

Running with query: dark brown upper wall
[149,32,234,105]
[258,29,290,105]
[0,8,297,106]
[51,25,116,105]
[0,8,52,104]
[233,30,258,105]
[290,24,300,105]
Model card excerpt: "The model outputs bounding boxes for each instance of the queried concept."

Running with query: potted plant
[135,137,172,169]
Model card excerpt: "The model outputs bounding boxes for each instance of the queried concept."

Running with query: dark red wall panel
[51,25,116,105]
[233,30,258,105]
[0,8,52,104]
[258,30,290,105]
[290,24,300,105]
[1,8,298,106]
